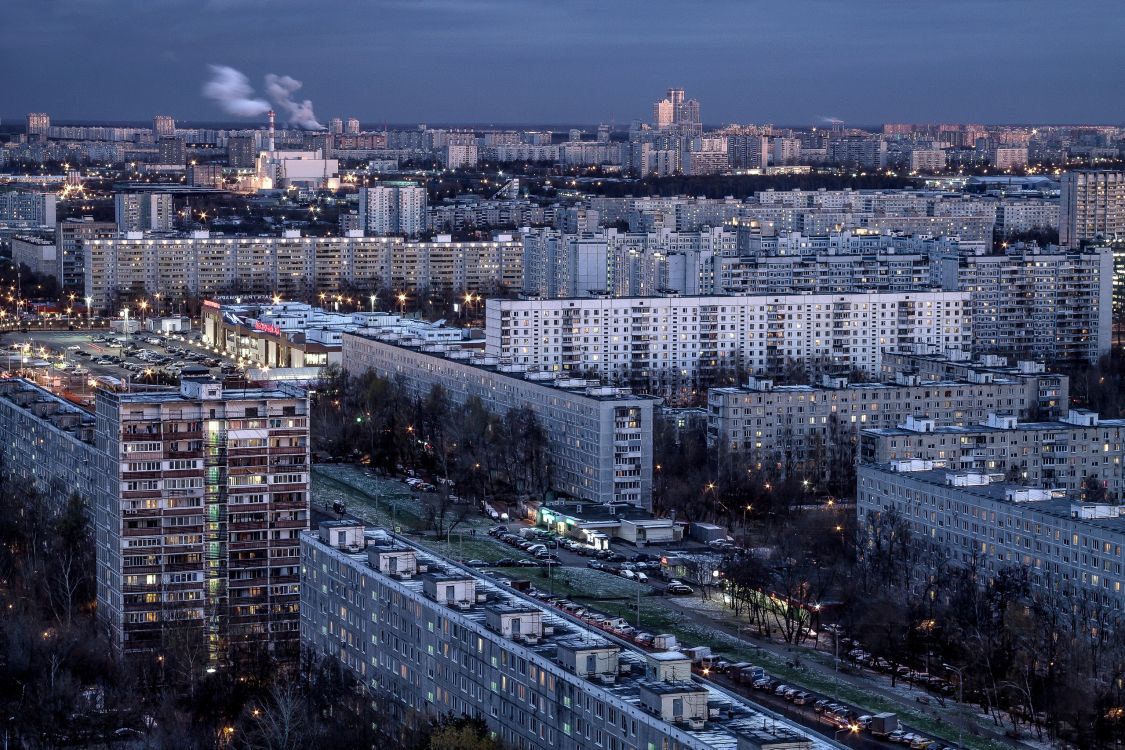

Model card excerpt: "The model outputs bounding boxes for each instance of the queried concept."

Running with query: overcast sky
[3,0,1124,127]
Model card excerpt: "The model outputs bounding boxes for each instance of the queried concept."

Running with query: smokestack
[267,109,276,152]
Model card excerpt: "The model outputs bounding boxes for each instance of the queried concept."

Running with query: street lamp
[397,292,407,315]
[369,293,377,313]
[943,663,967,747]
[85,297,92,328]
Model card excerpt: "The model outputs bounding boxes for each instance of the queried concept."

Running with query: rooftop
[307,526,834,750]
[864,464,1125,534]
[345,330,657,404]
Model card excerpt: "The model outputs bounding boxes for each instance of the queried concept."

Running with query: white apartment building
[84,231,522,309]
[931,246,1112,363]
[1060,170,1125,247]
[909,148,947,173]
[114,193,174,233]
[358,182,427,236]
[485,292,971,401]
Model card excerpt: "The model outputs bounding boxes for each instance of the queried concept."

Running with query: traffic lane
[707,674,893,750]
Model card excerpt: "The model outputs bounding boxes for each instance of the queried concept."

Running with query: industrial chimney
[267,109,276,152]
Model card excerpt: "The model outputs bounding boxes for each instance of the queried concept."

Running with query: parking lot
[0,328,241,385]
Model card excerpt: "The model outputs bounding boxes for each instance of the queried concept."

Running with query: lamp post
[369,293,377,313]
[397,292,407,316]
[943,663,967,748]
[85,297,91,329]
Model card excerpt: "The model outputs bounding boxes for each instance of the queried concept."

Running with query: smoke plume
[265,74,324,130]
[202,65,270,117]
[817,115,845,125]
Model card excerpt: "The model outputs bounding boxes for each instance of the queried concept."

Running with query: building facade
[859,409,1125,502]
[83,231,523,309]
[0,378,97,513]
[93,379,310,664]
[359,182,427,237]
[931,246,1113,363]
[707,371,1056,462]
[485,292,971,402]
[1060,171,1125,248]
[114,193,175,233]
[301,521,817,750]
[342,332,655,508]
[857,463,1125,622]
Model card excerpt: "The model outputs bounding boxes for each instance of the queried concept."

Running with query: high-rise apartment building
[342,333,656,508]
[328,118,344,134]
[485,292,971,400]
[301,520,821,750]
[158,137,186,165]
[56,217,116,293]
[115,193,175,233]
[345,117,360,135]
[26,112,50,140]
[93,378,310,664]
[226,136,257,168]
[152,115,176,138]
[1060,171,1125,247]
[931,246,1113,363]
[358,182,427,236]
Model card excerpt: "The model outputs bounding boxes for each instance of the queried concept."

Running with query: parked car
[666,582,694,595]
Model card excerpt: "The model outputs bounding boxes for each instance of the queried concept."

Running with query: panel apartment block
[485,292,971,403]
[342,332,655,508]
[301,521,818,750]
[859,410,1125,502]
[93,379,310,665]
[707,371,1055,461]
[857,463,1124,622]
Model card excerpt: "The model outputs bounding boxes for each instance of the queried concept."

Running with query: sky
[2,0,1124,127]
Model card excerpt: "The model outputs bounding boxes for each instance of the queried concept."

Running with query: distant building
[114,193,174,233]
[56,217,115,293]
[26,112,49,140]
[443,143,479,170]
[187,163,224,188]
[152,115,175,138]
[358,182,427,236]
[158,137,186,165]
[226,136,256,168]
[990,147,1029,170]
[345,117,360,135]
[908,148,947,173]
[1060,170,1125,247]
[11,234,56,277]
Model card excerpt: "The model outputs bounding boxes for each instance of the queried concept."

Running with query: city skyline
[3,0,1124,125]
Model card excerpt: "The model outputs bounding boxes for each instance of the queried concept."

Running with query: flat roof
[345,331,657,404]
[307,527,837,750]
[863,465,1125,534]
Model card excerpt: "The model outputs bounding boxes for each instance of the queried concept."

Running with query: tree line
[313,366,551,520]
